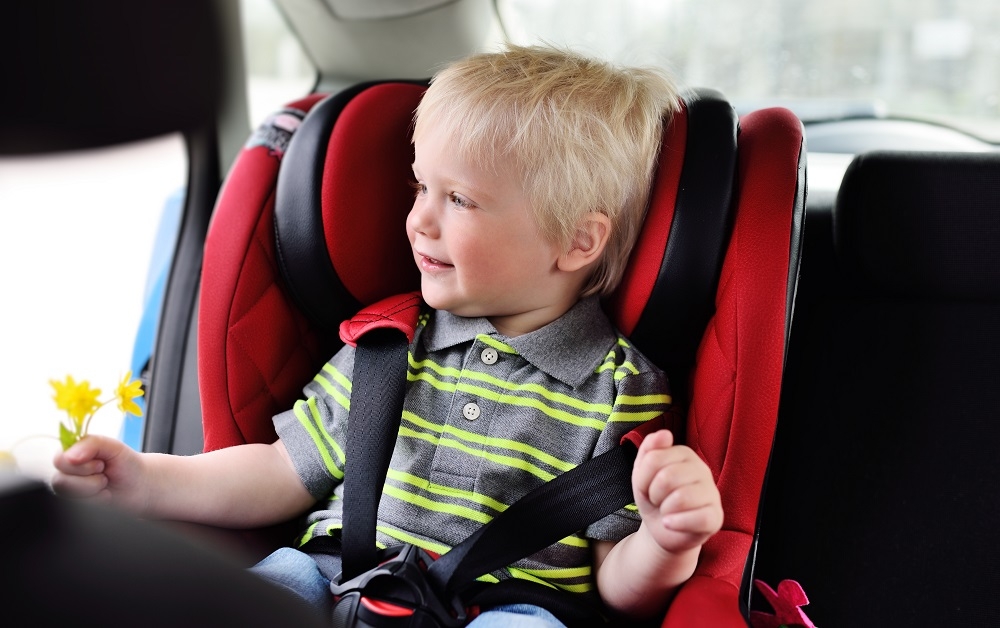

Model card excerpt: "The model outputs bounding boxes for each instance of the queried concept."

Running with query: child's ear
[557,212,611,272]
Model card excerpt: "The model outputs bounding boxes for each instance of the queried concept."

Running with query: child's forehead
[412,124,521,179]
[415,108,518,156]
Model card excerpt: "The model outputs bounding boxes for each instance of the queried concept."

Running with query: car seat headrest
[275,81,426,333]
[3,4,223,154]
[609,88,737,382]
[834,151,1000,300]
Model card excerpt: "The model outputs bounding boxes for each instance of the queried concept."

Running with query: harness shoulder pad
[339,291,423,347]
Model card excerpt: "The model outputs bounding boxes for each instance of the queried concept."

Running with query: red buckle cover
[360,598,416,618]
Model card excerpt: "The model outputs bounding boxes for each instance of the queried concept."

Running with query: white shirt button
[462,402,481,421]
[480,347,499,365]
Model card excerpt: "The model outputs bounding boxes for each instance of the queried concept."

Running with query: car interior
[4,1,1000,626]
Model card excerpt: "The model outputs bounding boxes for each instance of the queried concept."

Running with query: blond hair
[413,44,680,297]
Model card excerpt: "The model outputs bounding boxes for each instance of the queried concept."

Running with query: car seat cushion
[200,93,331,450]
[684,107,805,588]
[319,83,423,305]
[610,104,687,335]
[274,82,424,334]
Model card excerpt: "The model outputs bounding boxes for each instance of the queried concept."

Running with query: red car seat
[197,80,805,625]
[662,107,807,626]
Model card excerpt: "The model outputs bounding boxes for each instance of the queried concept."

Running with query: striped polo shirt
[274,296,671,595]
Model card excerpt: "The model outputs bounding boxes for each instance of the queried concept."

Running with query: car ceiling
[274,0,503,90]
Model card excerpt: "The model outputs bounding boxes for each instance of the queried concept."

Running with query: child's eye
[409,180,427,197]
[449,193,475,209]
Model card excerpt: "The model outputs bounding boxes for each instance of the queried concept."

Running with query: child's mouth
[420,254,453,270]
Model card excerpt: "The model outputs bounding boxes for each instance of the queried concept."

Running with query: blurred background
[0,0,314,478]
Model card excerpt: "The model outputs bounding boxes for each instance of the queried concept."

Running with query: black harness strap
[428,444,638,598]
[432,444,639,628]
[339,328,410,581]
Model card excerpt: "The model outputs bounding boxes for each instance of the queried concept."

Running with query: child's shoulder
[603,329,666,381]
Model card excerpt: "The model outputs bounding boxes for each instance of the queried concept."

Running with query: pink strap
[749,579,817,628]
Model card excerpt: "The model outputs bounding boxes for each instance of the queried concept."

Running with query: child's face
[406,125,571,333]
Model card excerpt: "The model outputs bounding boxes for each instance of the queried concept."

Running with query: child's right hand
[52,435,150,515]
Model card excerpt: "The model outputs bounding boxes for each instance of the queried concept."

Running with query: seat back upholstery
[750,151,1000,626]
[661,107,807,627]
[197,81,805,624]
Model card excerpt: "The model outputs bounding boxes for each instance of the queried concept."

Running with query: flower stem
[81,398,112,438]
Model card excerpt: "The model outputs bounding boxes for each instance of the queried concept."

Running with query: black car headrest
[834,151,1000,300]
[2,2,223,154]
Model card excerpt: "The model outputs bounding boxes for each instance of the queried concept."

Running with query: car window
[241,0,317,128]
[498,0,1000,142]
[0,136,186,477]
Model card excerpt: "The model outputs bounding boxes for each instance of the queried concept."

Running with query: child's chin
[419,288,451,312]
[422,292,483,319]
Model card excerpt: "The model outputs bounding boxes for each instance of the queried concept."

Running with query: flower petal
[115,371,145,417]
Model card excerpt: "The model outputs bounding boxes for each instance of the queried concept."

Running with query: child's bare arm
[52,434,315,528]
[594,430,723,619]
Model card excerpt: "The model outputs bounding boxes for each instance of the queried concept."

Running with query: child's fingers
[633,443,699,502]
[69,434,123,463]
[663,506,722,545]
[646,460,709,508]
[52,449,105,477]
[50,436,129,499]
[50,469,109,499]
[635,429,674,459]
[660,502,724,537]
[658,479,720,518]
[632,430,675,494]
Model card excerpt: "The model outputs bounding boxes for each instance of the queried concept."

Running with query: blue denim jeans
[250,547,337,615]
[249,547,567,627]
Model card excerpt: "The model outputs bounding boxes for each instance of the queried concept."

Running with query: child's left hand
[631,429,723,555]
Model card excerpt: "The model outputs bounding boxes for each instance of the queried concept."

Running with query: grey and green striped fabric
[274,296,671,595]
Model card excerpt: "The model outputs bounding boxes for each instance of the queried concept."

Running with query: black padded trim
[629,88,739,393]
[785,129,808,342]
[273,80,428,332]
[833,151,1000,300]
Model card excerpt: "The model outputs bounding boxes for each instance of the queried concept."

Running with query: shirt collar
[420,296,618,389]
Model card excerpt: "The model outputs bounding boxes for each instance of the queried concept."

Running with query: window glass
[241,0,317,128]
[0,136,186,478]
[498,0,1000,140]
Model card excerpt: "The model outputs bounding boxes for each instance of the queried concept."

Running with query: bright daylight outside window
[0,130,186,479]
[241,0,317,128]
[498,0,1000,141]
[0,0,315,479]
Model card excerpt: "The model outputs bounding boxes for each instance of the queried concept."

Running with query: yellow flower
[47,371,137,451]
[50,375,102,427]
[115,371,144,417]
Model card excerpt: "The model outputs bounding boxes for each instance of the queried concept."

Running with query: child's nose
[407,199,438,238]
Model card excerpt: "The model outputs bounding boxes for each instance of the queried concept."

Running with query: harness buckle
[330,545,468,628]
